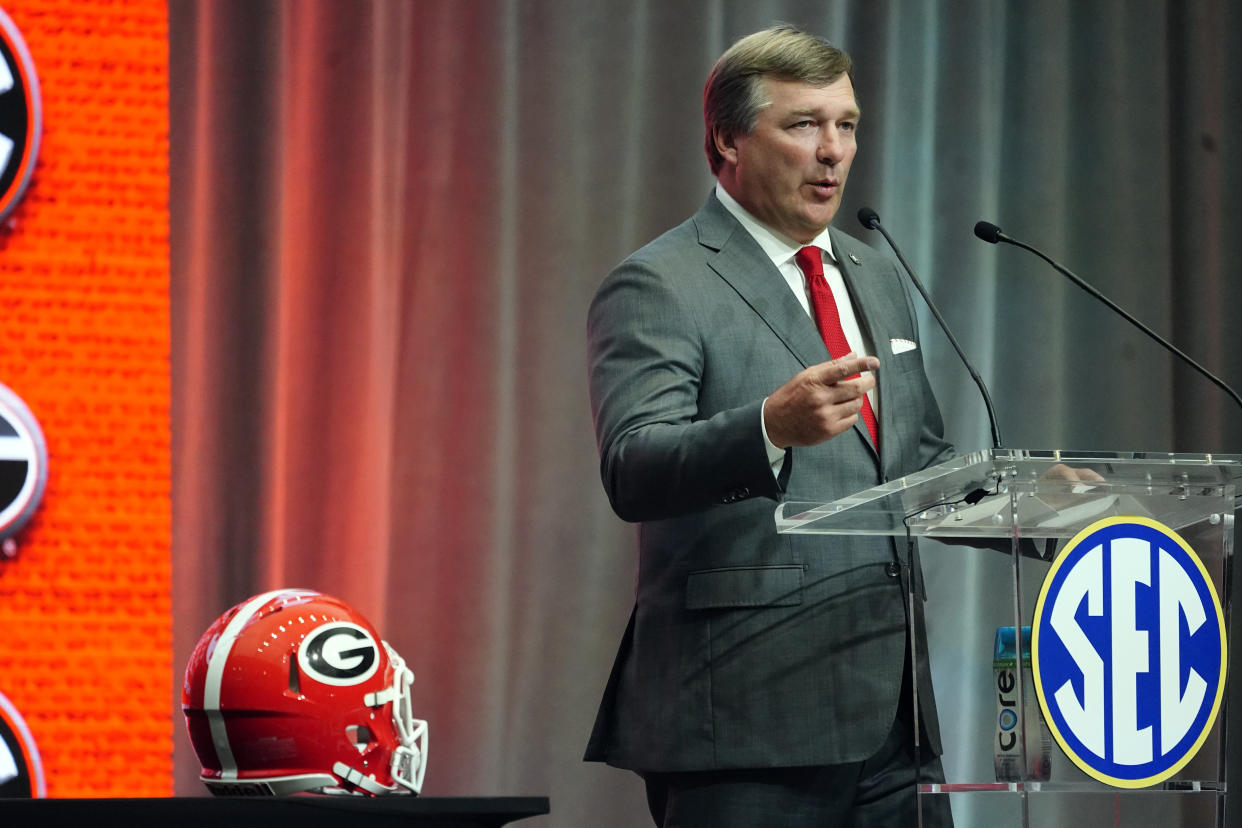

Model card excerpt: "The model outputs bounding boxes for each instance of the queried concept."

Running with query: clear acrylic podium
[776,449,1240,828]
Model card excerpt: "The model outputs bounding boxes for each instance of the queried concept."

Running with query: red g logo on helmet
[299,623,380,686]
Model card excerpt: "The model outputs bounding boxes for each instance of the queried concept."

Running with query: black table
[0,796,550,827]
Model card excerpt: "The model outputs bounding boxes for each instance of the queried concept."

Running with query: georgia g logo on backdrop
[0,5,40,223]
[1032,516,1227,788]
[0,690,44,797]
[0,382,47,546]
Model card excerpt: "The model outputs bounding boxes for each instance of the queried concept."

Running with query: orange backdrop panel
[0,0,170,797]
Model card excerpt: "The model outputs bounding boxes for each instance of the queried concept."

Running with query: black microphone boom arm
[860,208,1004,448]
[975,221,1242,413]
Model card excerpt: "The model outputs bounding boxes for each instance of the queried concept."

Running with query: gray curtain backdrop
[170,2,1242,826]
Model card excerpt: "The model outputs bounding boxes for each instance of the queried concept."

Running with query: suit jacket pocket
[685,565,804,609]
[887,346,923,374]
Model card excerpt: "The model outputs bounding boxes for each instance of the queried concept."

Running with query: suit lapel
[695,196,828,371]
[694,195,884,467]
[831,229,892,464]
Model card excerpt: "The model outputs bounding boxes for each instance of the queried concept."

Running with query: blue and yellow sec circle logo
[1032,516,1226,788]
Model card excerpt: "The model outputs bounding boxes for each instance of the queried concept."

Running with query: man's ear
[713,129,739,167]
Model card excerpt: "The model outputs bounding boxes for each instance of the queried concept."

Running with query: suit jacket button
[886,561,900,577]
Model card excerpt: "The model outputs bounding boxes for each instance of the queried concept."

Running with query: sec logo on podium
[1031,516,1227,788]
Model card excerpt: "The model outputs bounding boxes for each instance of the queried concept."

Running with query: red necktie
[794,245,879,448]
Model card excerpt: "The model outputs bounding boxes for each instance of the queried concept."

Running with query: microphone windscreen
[974,221,1003,244]
[857,207,880,230]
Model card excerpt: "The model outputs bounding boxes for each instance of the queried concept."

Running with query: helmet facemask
[331,643,428,795]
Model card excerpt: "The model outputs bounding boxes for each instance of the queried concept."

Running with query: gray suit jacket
[585,192,955,773]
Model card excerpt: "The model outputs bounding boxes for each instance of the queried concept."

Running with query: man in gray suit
[586,26,955,827]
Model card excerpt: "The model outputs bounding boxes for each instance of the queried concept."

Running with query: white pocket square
[890,338,917,355]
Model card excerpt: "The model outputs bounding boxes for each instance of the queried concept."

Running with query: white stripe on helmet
[202,589,320,778]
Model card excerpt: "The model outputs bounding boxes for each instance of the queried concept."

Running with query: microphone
[974,221,1242,413]
[973,221,1004,244]
[859,207,1004,448]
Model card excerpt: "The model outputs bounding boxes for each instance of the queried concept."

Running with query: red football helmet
[183,589,427,796]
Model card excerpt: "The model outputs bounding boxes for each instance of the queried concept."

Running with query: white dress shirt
[714,183,879,471]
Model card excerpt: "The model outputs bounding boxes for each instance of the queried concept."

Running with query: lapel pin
[848,253,861,265]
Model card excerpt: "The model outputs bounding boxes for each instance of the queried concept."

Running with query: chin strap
[332,761,400,796]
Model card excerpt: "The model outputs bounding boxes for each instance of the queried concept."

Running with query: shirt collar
[714,182,838,268]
